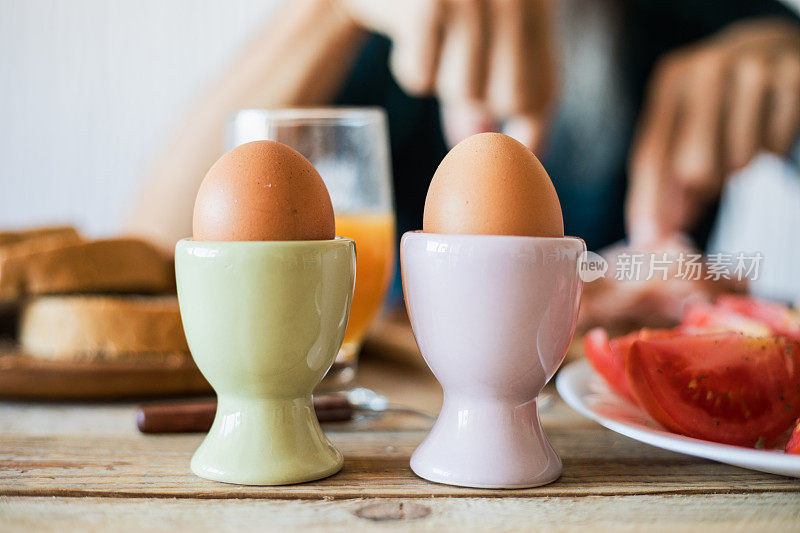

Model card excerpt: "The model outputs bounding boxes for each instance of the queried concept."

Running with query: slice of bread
[20,295,188,360]
[0,226,81,247]
[0,226,84,308]
[0,238,174,304]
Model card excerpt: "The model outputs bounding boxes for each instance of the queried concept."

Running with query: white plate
[555,359,800,478]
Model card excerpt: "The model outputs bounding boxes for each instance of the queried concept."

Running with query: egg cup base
[410,396,562,488]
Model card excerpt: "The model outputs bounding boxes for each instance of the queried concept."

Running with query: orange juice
[335,212,396,362]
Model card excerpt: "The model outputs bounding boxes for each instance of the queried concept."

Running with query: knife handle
[136,395,353,433]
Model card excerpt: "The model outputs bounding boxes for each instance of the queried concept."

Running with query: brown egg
[193,140,335,241]
[423,133,564,237]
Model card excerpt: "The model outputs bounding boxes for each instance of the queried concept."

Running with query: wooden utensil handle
[136,395,352,433]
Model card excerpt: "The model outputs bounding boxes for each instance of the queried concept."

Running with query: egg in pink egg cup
[402,133,585,488]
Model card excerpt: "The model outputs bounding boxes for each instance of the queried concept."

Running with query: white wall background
[0,0,283,236]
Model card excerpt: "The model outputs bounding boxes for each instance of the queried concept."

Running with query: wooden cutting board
[0,343,210,401]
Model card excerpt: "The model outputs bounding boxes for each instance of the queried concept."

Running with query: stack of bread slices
[0,226,187,363]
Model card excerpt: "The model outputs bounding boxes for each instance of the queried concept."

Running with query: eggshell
[193,140,335,241]
[423,133,564,237]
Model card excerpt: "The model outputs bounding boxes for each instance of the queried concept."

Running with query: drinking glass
[228,108,396,391]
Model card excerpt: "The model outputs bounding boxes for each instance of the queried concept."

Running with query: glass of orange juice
[228,108,395,390]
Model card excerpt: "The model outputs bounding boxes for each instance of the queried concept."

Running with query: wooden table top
[1,354,798,532]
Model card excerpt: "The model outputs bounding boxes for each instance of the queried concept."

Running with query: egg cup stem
[412,395,560,489]
[191,395,342,485]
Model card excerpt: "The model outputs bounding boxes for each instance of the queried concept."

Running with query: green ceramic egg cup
[175,238,355,485]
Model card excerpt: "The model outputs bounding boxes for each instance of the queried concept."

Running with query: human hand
[627,19,800,246]
[339,0,557,150]
[577,237,747,335]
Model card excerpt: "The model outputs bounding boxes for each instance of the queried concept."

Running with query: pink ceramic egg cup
[401,232,585,488]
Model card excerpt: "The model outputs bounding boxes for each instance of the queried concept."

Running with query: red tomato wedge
[627,334,800,447]
[785,419,800,455]
[716,295,800,342]
[584,327,676,402]
[584,328,632,401]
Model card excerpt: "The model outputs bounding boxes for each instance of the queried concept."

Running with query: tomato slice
[681,300,772,337]
[716,295,800,342]
[785,419,800,455]
[584,327,676,403]
[627,333,800,447]
[584,328,633,401]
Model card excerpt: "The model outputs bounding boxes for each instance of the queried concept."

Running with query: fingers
[725,54,769,170]
[436,0,488,102]
[485,0,524,116]
[503,114,547,153]
[362,0,557,147]
[520,0,558,117]
[485,0,555,118]
[388,0,443,95]
[725,49,800,167]
[628,24,800,248]
[671,51,726,196]
[627,56,686,246]
[433,0,556,150]
[765,52,800,154]
[440,101,497,147]
[480,0,556,152]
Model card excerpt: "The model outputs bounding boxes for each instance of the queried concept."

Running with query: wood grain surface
[1,350,798,531]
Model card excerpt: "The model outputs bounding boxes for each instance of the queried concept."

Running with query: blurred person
[127,0,800,328]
